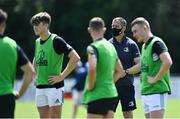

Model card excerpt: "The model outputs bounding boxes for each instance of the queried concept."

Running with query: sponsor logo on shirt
[36,50,48,66]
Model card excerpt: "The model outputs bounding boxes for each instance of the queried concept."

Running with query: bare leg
[150,109,164,119]
[87,113,103,119]
[105,110,114,118]
[50,105,62,118]
[145,113,150,119]
[123,111,133,119]
[72,104,78,118]
[37,106,50,118]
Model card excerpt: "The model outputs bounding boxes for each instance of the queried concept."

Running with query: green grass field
[15,99,180,118]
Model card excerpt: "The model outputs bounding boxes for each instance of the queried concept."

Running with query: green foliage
[0,0,179,73]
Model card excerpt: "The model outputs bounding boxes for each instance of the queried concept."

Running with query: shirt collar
[113,36,126,44]
[145,36,154,46]
[144,36,154,49]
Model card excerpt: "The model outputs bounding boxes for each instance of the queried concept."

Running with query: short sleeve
[130,43,140,58]
[87,45,98,58]
[53,36,73,55]
[17,45,29,66]
[152,41,167,56]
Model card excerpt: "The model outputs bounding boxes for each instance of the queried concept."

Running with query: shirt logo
[55,99,60,104]
[124,47,129,52]
[36,50,48,66]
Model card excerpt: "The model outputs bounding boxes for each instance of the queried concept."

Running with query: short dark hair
[113,17,127,27]
[0,8,7,24]
[131,17,150,28]
[89,17,105,31]
[30,12,51,26]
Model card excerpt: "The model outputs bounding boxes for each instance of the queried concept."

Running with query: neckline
[40,34,52,45]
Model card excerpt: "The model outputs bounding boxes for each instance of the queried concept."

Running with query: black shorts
[113,85,136,112]
[0,94,15,118]
[87,97,117,115]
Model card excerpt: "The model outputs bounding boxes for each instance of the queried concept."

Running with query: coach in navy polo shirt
[109,17,140,118]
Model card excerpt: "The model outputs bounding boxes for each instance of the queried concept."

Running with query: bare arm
[114,59,126,82]
[32,58,36,69]
[148,52,172,83]
[32,58,37,85]
[60,49,80,79]
[48,49,80,84]
[17,62,35,98]
[126,57,141,75]
[87,53,97,91]
[156,52,172,80]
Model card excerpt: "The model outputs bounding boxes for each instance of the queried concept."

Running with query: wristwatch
[125,69,129,75]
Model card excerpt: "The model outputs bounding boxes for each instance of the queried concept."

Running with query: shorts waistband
[36,83,64,89]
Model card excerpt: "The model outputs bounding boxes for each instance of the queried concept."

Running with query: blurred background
[0,0,180,75]
[1,0,180,118]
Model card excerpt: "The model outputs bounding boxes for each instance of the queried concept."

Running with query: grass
[15,99,180,118]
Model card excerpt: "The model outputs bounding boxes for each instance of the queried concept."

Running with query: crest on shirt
[124,47,129,52]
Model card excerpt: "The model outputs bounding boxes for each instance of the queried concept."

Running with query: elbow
[119,71,126,78]
[74,56,80,67]
[27,70,35,82]
[30,64,36,80]
[76,55,81,62]
[23,71,33,83]
[167,59,173,68]
[73,51,81,63]
[89,68,96,74]
[163,60,173,70]
[169,60,173,67]
[88,84,94,91]
[31,70,36,80]
[25,62,35,81]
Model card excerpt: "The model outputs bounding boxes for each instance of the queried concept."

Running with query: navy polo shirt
[72,65,87,91]
[109,36,140,86]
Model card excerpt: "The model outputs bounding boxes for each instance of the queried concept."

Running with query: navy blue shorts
[87,97,117,115]
[0,94,15,118]
[113,85,137,112]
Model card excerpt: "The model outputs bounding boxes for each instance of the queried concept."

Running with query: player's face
[111,19,125,37]
[33,22,46,36]
[112,19,122,29]
[131,24,145,43]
